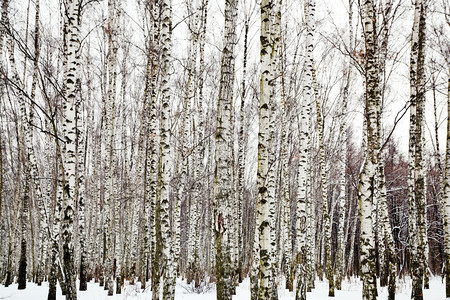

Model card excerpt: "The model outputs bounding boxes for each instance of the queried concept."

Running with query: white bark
[158,0,174,297]
[443,74,450,297]
[296,2,315,299]
[359,1,380,298]
[103,0,119,294]
[336,1,353,289]
[408,1,427,299]
[61,1,81,298]
[258,0,279,298]
[214,0,238,298]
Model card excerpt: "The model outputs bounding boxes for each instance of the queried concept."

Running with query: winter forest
[0,0,449,299]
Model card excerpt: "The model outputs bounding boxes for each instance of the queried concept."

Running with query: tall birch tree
[60,1,82,299]
[443,75,450,298]
[214,0,238,298]
[359,0,380,298]
[295,0,314,298]
[408,1,427,299]
[103,0,119,294]
[258,0,279,298]
[158,0,174,297]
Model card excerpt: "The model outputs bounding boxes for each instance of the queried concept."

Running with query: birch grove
[0,0,448,299]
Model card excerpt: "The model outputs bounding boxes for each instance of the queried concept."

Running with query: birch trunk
[0,7,6,240]
[18,131,29,290]
[75,12,87,292]
[61,1,82,298]
[29,0,51,288]
[378,162,396,299]
[158,0,174,297]
[313,67,335,297]
[46,99,65,299]
[295,99,308,300]
[443,75,450,298]
[336,0,353,289]
[408,1,427,299]
[359,1,380,298]
[104,0,120,294]
[280,101,291,291]
[141,4,159,289]
[258,0,279,298]
[296,1,314,299]
[192,0,209,283]
[237,13,248,285]
[149,1,161,297]
[4,127,21,288]
[184,6,199,282]
[138,6,151,289]
[214,0,238,298]
[336,74,349,291]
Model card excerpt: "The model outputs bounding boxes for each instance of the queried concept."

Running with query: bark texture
[408,1,427,299]
[359,1,380,299]
[214,0,238,298]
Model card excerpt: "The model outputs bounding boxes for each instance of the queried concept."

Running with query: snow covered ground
[0,276,445,299]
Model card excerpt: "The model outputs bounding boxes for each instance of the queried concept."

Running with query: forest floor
[0,276,445,299]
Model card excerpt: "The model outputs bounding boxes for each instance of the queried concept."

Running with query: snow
[0,276,445,299]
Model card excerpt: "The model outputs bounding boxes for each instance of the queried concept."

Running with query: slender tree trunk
[295,95,308,300]
[183,6,199,282]
[258,0,280,298]
[359,1,380,299]
[443,75,450,298]
[296,2,314,299]
[48,140,64,300]
[74,3,87,288]
[103,0,119,295]
[237,13,248,285]
[336,0,353,290]
[4,131,21,288]
[76,89,87,291]
[336,74,349,291]
[158,0,174,297]
[214,0,238,298]
[408,1,427,299]
[18,156,29,290]
[280,100,292,292]
[378,162,396,300]
[0,3,7,256]
[313,67,335,297]
[149,2,161,298]
[28,0,51,287]
[61,1,82,299]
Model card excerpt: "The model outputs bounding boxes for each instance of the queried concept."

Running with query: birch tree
[258,0,280,298]
[359,0,380,298]
[61,0,82,298]
[157,0,174,297]
[148,2,162,298]
[214,0,238,298]
[237,6,249,284]
[295,0,314,298]
[0,1,6,251]
[408,1,427,299]
[444,75,450,298]
[314,66,334,298]
[103,0,119,294]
